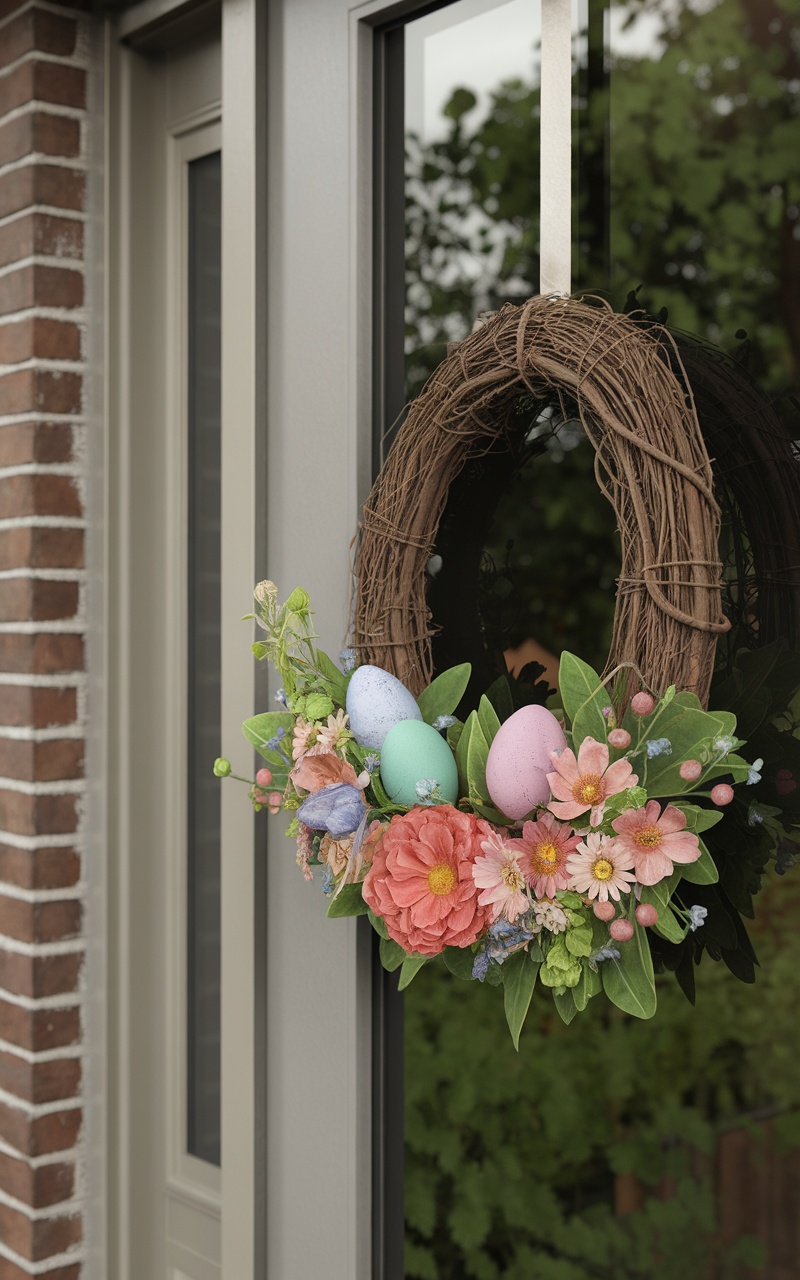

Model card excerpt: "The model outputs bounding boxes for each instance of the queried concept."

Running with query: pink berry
[268,790,283,814]
[593,900,616,921]
[253,787,270,804]
[635,903,659,927]
[609,918,634,942]
[679,759,702,783]
[608,728,631,749]
[710,783,734,806]
[631,692,656,716]
[256,767,273,787]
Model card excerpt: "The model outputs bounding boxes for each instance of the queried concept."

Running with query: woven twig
[353,296,730,706]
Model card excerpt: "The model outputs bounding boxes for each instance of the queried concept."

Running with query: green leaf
[316,649,349,706]
[477,695,501,747]
[552,988,578,1024]
[466,717,491,806]
[326,884,369,918]
[679,837,719,885]
[367,908,389,939]
[484,674,516,724]
[601,919,657,1019]
[398,954,428,990]
[502,950,539,1050]
[241,711,295,763]
[443,945,476,980]
[455,712,476,798]
[639,873,687,943]
[673,802,723,834]
[418,664,471,723]
[558,652,609,747]
[564,926,593,958]
[379,935,407,970]
[572,960,602,1011]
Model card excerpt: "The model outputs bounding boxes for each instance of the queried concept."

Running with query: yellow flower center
[428,863,456,896]
[572,773,603,805]
[501,864,525,891]
[530,841,562,877]
[538,842,559,865]
[592,858,614,881]
[634,823,663,849]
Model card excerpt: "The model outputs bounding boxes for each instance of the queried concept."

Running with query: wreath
[217,297,800,1045]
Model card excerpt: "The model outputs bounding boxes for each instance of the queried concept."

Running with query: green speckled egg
[380,720,459,808]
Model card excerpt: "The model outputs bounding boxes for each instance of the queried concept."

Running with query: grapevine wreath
[217,296,800,1045]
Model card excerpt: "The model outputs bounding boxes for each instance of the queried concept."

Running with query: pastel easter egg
[379,720,459,809]
[485,705,567,821]
[345,664,422,751]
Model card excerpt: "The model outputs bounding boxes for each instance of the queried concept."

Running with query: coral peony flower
[547,736,638,826]
[517,811,580,899]
[473,831,530,923]
[290,750,360,794]
[361,805,492,957]
[566,831,635,902]
[611,800,700,886]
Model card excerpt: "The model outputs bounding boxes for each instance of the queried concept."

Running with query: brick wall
[0,1,91,1275]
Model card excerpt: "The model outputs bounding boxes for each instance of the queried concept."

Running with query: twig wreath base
[354,295,731,707]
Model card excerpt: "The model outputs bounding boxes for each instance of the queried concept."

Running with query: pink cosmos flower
[292,718,316,762]
[517,811,581,899]
[361,805,492,957]
[611,800,700,886]
[566,831,636,902]
[547,736,638,826]
[315,709,352,755]
[472,831,530,923]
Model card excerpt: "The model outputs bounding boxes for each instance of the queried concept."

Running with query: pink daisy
[566,831,635,902]
[547,736,638,826]
[473,831,530,923]
[315,708,352,755]
[517,811,581,900]
[292,717,317,762]
[611,800,700,886]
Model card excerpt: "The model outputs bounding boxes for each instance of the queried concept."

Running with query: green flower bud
[285,587,310,613]
[254,580,278,606]
[305,693,335,721]
[213,757,232,777]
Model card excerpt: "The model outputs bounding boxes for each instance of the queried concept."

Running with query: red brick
[0,60,86,117]
[0,843,80,890]
[0,1145,74,1207]
[0,1197,82,1263]
[0,1047,81,1105]
[0,632,84,673]
[0,789,79,837]
[0,946,82,998]
[0,526,84,571]
[0,684,77,727]
[0,1262,80,1280]
[0,422,74,466]
[0,578,79,622]
[0,263,84,315]
[0,894,81,942]
[0,163,85,220]
[0,111,80,165]
[0,213,83,271]
[0,998,80,1052]
[0,738,84,782]
[0,9,78,71]
[0,475,82,524]
[0,368,82,415]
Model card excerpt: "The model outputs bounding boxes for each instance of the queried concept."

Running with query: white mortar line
[0,1036,81,1065]
[0,991,80,1014]
[0,831,78,850]
[0,414,84,428]
[0,1185,84,1222]
[0,155,85,181]
[0,518,86,531]
[0,360,84,376]
[0,621,85,634]
[0,49,88,80]
[0,0,91,36]
[0,256,84,282]
[0,462,81,479]
[0,936,84,957]
[0,569,85,582]
[0,884,84,903]
[0,778,85,795]
[0,98,86,129]
[0,674,85,687]
[0,1134,81,1170]
[0,726,84,742]
[0,1082,81,1112]
[0,1239,84,1275]
[0,208,86,233]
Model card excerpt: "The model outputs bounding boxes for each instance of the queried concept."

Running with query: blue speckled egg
[485,705,567,820]
[380,720,459,808]
[345,664,422,751]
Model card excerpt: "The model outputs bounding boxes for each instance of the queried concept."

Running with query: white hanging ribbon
[539,0,573,296]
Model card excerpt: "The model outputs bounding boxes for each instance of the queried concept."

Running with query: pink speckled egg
[485,705,567,821]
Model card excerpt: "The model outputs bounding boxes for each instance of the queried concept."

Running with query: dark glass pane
[187,149,221,1167]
